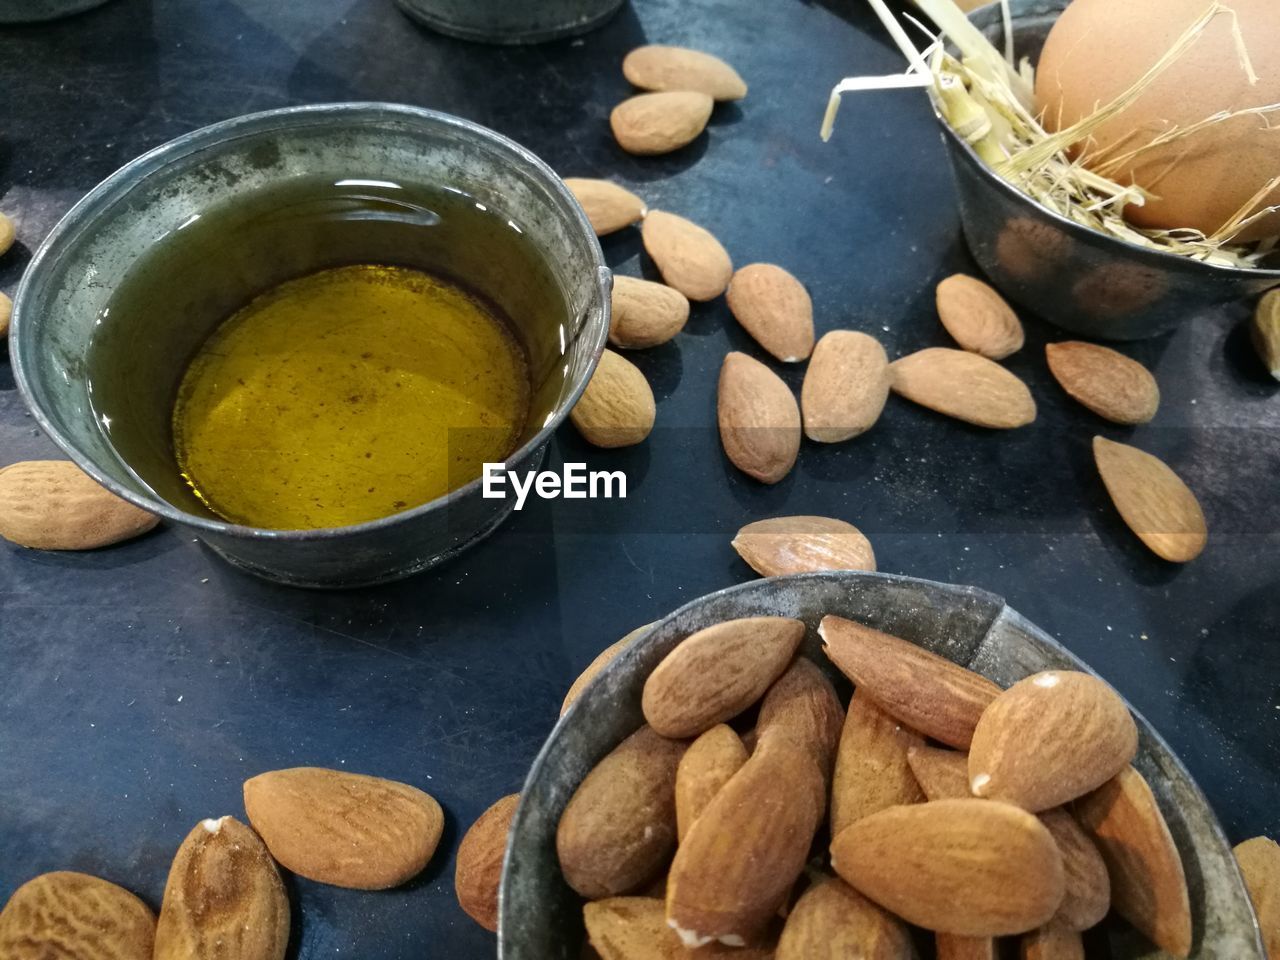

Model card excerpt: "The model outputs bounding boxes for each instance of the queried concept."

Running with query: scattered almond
[1074,765,1192,958]
[890,348,1036,428]
[1253,290,1280,381]
[819,615,1000,749]
[755,656,845,790]
[557,725,685,899]
[0,291,10,338]
[610,276,689,349]
[243,767,443,889]
[611,91,713,156]
[0,460,159,550]
[455,793,520,932]
[1093,436,1207,563]
[0,212,13,256]
[968,670,1138,812]
[564,178,647,236]
[717,351,801,484]
[570,349,656,448]
[936,274,1025,360]
[907,745,971,801]
[0,871,155,960]
[801,330,890,441]
[1039,808,1110,931]
[936,933,996,960]
[1045,342,1160,424]
[830,688,924,836]
[622,45,747,101]
[731,515,875,577]
[642,616,804,738]
[641,210,733,301]
[1020,923,1085,960]
[675,724,749,840]
[584,897,774,959]
[726,263,815,363]
[1234,836,1280,959]
[562,622,655,715]
[776,876,912,960]
[830,799,1065,936]
[154,816,289,960]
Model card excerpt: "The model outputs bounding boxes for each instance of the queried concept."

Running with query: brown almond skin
[1074,766,1192,958]
[557,725,686,899]
[830,799,1065,937]
[1235,836,1280,959]
[611,91,713,156]
[890,347,1036,428]
[936,274,1025,360]
[907,744,971,800]
[570,349,656,448]
[1093,436,1207,563]
[801,330,890,441]
[622,45,747,101]
[776,877,912,960]
[562,623,654,715]
[936,933,996,960]
[154,817,289,960]
[717,351,801,484]
[0,871,155,960]
[755,656,845,791]
[1046,342,1159,424]
[819,615,1000,749]
[726,263,815,363]
[830,688,924,836]
[732,514,875,577]
[244,767,443,889]
[584,898,773,959]
[642,616,805,738]
[0,460,159,550]
[641,210,733,301]
[675,724,749,840]
[455,793,520,932]
[564,178,646,236]
[610,275,689,349]
[1039,808,1110,931]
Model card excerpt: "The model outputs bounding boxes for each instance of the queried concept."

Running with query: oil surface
[172,264,530,530]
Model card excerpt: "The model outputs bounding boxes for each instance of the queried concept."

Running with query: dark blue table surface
[1,0,1278,956]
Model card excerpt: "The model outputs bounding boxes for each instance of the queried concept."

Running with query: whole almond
[755,656,845,790]
[717,351,801,484]
[154,817,288,960]
[1093,437,1207,563]
[968,670,1138,812]
[726,263,815,362]
[936,274,1025,360]
[611,91,713,156]
[819,615,1000,749]
[0,291,11,338]
[675,724,749,840]
[0,871,155,960]
[1045,342,1159,424]
[907,745,971,800]
[564,178,647,236]
[641,210,733,301]
[455,793,520,932]
[1253,289,1280,380]
[732,514,875,577]
[0,211,13,256]
[642,616,805,738]
[776,876,912,960]
[936,933,996,960]
[830,688,925,836]
[557,725,686,899]
[801,330,890,441]
[1234,836,1280,959]
[830,799,1065,936]
[890,348,1036,428]
[584,897,773,959]
[243,767,443,889]
[1039,808,1110,931]
[1020,923,1084,960]
[0,460,159,550]
[622,45,747,101]
[610,276,689,349]
[562,622,655,715]
[570,349,656,448]
[1074,766,1192,958]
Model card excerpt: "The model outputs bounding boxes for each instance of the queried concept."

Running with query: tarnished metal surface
[394,0,625,44]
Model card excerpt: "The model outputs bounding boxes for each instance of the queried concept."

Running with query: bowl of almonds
[499,571,1264,959]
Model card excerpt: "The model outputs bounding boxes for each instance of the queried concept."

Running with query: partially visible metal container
[0,0,113,22]
[394,0,625,44]
[936,0,1280,341]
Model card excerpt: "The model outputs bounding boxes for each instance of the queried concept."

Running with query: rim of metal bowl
[10,101,611,543]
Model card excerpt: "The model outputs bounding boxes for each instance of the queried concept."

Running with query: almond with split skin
[0,871,156,960]
[0,460,159,550]
[611,91,713,156]
[717,351,801,484]
[565,178,647,236]
[726,263,815,363]
[801,330,890,441]
[584,897,774,959]
[244,767,443,889]
[890,348,1036,428]
[831,799,1065,936]
[968,670,1138,812]
[642,616,805,738]
[557,725,685,899]
[731,515,875,577]
[776,877,912,960]
[1046,342,1160,424]
[610,276,689,349]
[936,934,996,960]
[622,45,747,101]
[936,274,1025,359]
[1020,923,1085,960]
[819,615,1000,749]
[455,793,520,932]
[570,349,656,448]
[1039,808,1110,931]
[641,210,732,301]
[830,688,925,835]
[907,745,971,800]
[1093,436,1207,563]
[755,656,845,790]
[675,724,749,840]
[1254,289,1280,380]
[1234,836,1280,959]
[1074,765,1192,958]
[562,622,655,715]
[154,816,288,960]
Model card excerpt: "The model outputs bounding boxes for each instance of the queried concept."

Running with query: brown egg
[1036,0,1280,241]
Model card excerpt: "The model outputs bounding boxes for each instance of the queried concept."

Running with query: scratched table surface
[1,0,1278,955]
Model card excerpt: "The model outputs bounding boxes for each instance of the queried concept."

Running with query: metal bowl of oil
[11,102,611,587]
